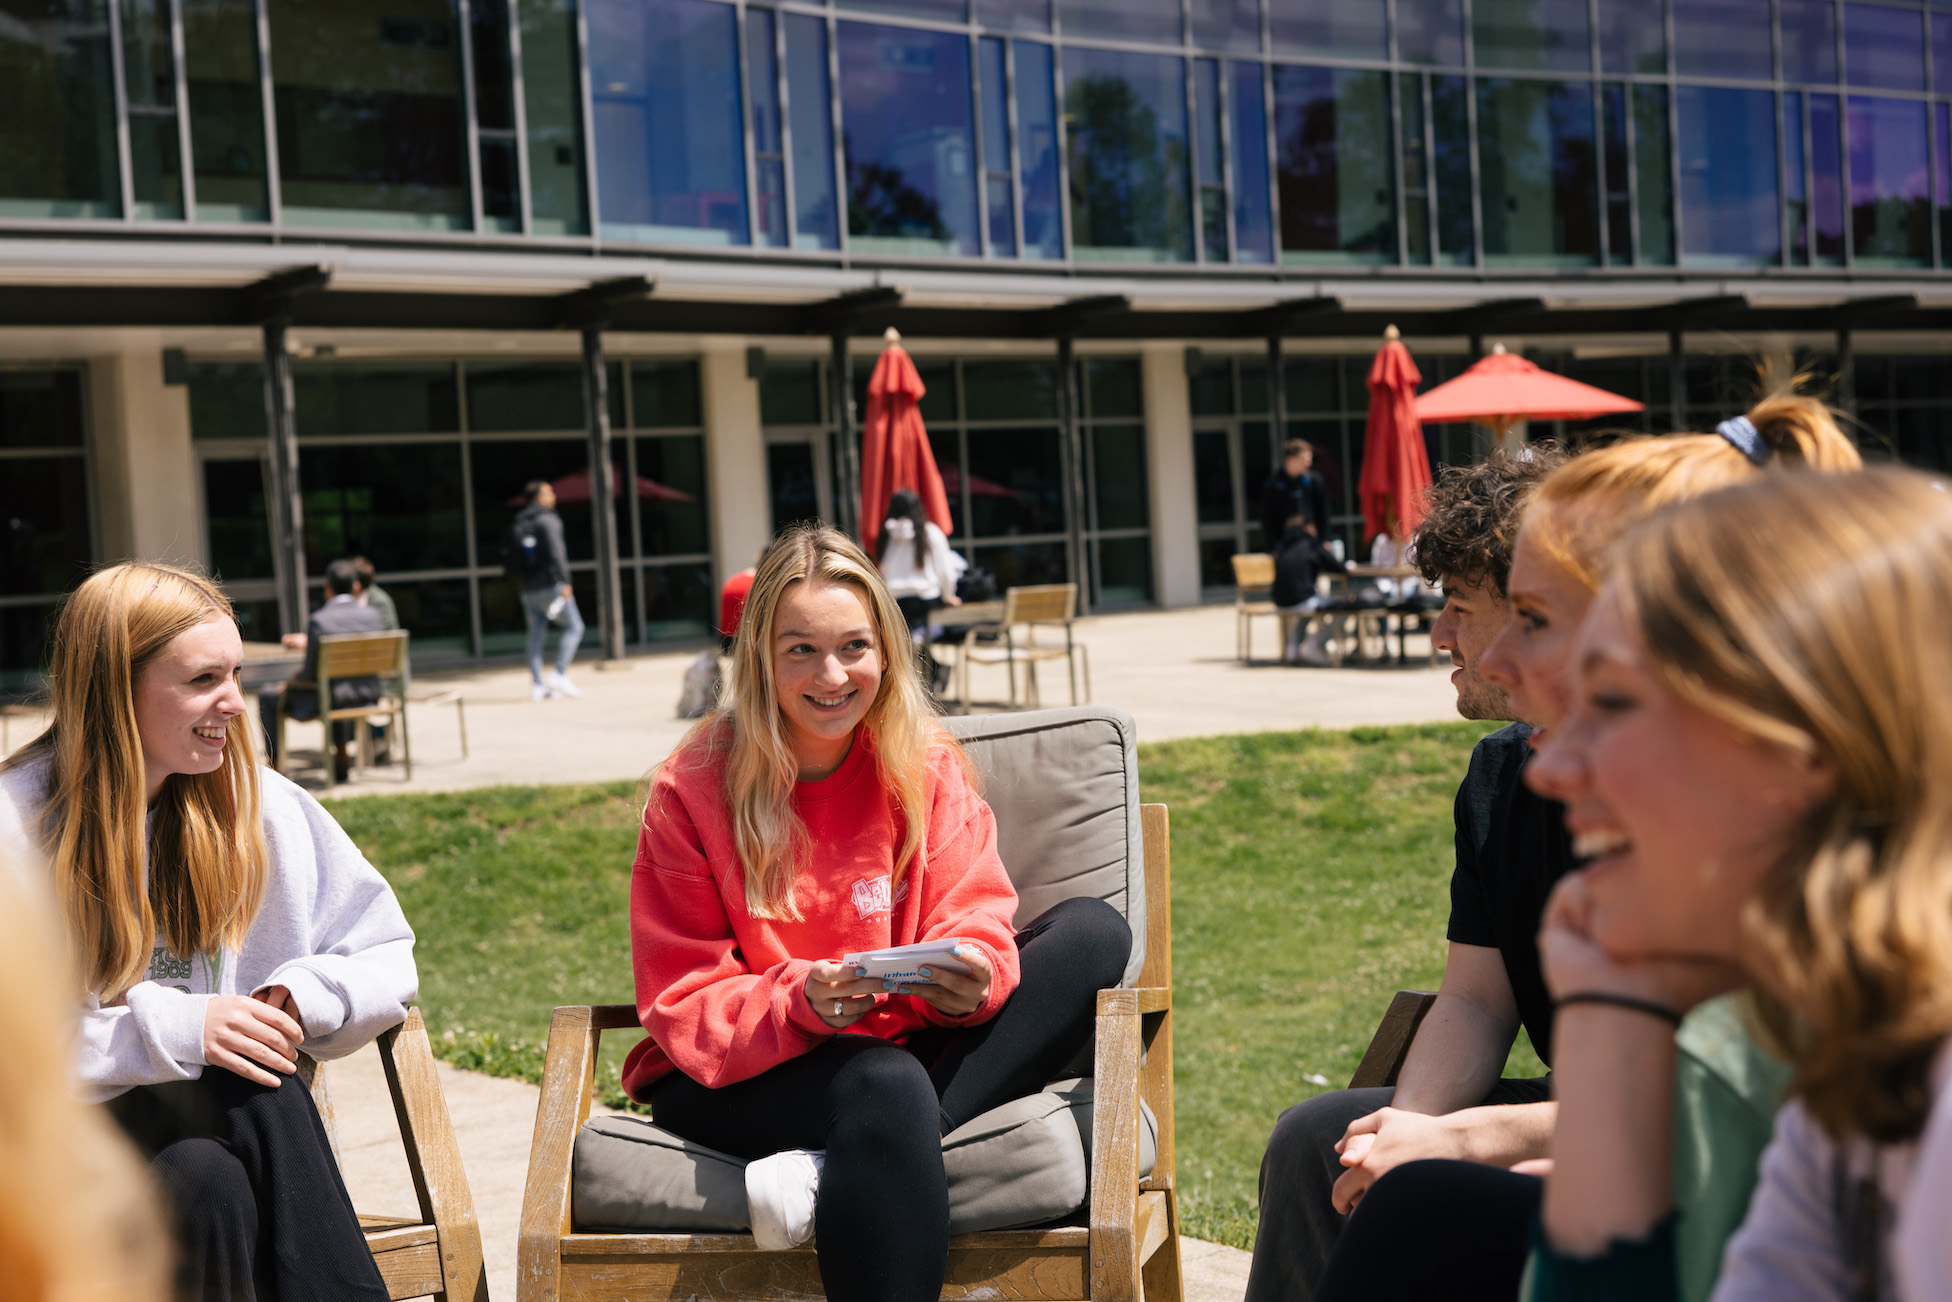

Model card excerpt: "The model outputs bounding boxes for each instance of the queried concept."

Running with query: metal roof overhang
[1,239,1950,340]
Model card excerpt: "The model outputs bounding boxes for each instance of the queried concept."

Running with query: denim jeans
[522,586,584,683]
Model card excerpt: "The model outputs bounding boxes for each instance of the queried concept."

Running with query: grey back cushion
[942,706,1145,988]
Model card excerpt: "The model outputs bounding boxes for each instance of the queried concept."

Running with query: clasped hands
[202,985,305,1087]
[806,945,994,1030]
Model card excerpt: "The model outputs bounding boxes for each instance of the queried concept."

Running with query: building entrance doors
[1192,419,1273,596]
[197,450,289,644]
[765,432,832,534]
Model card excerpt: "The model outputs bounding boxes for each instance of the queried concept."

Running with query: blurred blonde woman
[0,562,416,1302]
[1528,467,1952,1299]
[0,868,168,1302]
[625,524,1129,1302]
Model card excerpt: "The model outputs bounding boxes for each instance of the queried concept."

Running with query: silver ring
[833,1000,842,1017]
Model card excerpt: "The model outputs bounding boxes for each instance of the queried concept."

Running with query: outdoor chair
[517,705,1180,1302]
[276,630,415,791]
[1346,990,1440,1089]
[1231,553,1297,664]
[298,1007,489,1301]
[955,583,1091,708]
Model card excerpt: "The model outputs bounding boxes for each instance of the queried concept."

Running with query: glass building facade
[6,0,1952,270]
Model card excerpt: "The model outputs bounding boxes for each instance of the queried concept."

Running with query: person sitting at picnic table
[259,558,385,781]
[0,561,417,1302]
[622,523,1129,1302]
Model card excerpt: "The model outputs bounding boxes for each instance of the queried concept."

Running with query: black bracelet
[1554,991,1683,1028]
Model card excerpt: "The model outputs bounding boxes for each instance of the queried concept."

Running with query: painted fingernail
[952,945,964,957]
[896,986,912,995]
[883,981,896,991]
[856,967,867,977]
[919,967,932,978]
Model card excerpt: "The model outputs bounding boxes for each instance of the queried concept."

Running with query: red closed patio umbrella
[1359,326,1434,545]
[1413,344,1644,449]
[860,329,953,556]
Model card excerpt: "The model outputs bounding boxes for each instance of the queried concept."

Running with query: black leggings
[1313,1158,1544,1302]
[649,897,1132,1302]
[105,1068,389,1302]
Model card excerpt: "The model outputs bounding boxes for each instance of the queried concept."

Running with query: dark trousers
[1315,1159,1544,1302]
[649,897,1132,1302]
[1243,1075,1552,1302]
[257,686,357,764]
[105,1069,389,1302]
[894,596,943,693]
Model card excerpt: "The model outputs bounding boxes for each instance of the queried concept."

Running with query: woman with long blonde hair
[0,562,416,1302]
[624,524,1130,1302]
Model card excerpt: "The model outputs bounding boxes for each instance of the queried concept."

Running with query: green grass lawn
[329,720,1545,1252]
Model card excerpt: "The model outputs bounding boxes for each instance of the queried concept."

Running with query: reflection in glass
[1938,104,1952,268]
[635,436,710,557]
[968,427,1064,536]
[1602,83,1630,262]
[1094,536,1151,605]
[1231,61,1274,263]
[1847,96,1930,266]
[298,444,468,574]
[1403,74,1431,263]
[838,0,965,17]
[784,14,839,250]
[366,578,471,654]
[268,0,470,230]
[1090,424,1148,530]
[1475,79,1597,265]
[1674,0,1771,80]
[973,540,1067,589]
[471,0,518,229]
[183,0,266,221]
[1473,0,1591,72]
[1675,85,1779,265]
[1194,60,1227,261]
[980,38,1016,256]
[465,362,586,432]
[204,459,274,582]
[0,455,91,596]
[965,360,1057,419]
[1843,4,1924,92]
[1057,0,1178,44]
[1782,0,1838,83]
[1064,47,1192,262]
[641,562,713,641]
[976,0,1048,32]
[122,0,183,218]
[0,0,118,218]
[1017,40,1062,259]
[1597,0,1663,74]
[1192,0,1260,53]
[1399,0,1465,66]
[837,21,979,257]
[1786,91,1809,263]
[0,370,86,449]
[748,7,786,248]
[590,0,748,246]
[1936,15,1952,102]
[630,361,702,427]
[521,0,589,235]
[295,363,460,436]
[1270,0,1386,60]
[1274,66,1395,265]
[1434,75,1473,264]
[1811,93,1845,263]
[470,439,605,563]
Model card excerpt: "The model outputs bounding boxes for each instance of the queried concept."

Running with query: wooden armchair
[1230,553,1292,664]
[956,584,1091,708]
[1346,990,1440,1090]
[299,1007,488,1301]
[518,708,1175,1302]
[278,630,414,791]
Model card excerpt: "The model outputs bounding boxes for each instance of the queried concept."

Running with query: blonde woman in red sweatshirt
[623,524,1131,1302]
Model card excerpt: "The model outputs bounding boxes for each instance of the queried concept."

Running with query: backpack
[501,513,543,582]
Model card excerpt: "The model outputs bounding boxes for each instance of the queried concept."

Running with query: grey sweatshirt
[0,757,418,1103]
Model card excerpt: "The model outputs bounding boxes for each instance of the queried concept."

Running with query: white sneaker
[529,682,553,701]
[745,1148,823,1250]
[545,671,582,698]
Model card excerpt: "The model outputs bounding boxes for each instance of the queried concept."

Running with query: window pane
[976,0,1048,32]
[0,0,118,218]
[1231,60,1274,263]
[1782,0,1839,83]
[0,371,86,448]
[760,360,825,426]
[1674,0,1772,80]
[203,458,274,583]
[1476,78,1598,265]
[965,359,1058,419]
[1274,65,1396,265]
[1597,0,1664,74]
[1937,15,1952,99]
[767,442,820,530]
[1194,58,1226,259]
[465,362,585,432]
[630,361,702,428]
[636,435,710,556]
[1064,47,1193,262]
[187,362,265,438]
[747,7,785,248]
[521,0,589,235]
[1404,73,1431,263]
[183,0,267,221]
[980,37,1015,256]
[1786,91,1809,262]
[1193,429,1235,524]
[1192,0,1260,53]
[1189,359,1235,416]
[1016,39,1063,258]
[480,137,517,224]
[470,438,601,563]
[1057,0,1178,43]
[1269,0,1387,60]
[298,443,468,574]
[295,363,459,436]
[268,0,469,230]
[1091,423,1149,530]
[973,539,1067,588]
[123,0,183,218]
[837,21,979,258]
[1093,536,1151,604]
[1937,103,1952,264]
[1434,73,1473,264]
[368,577,471,654]
[1676,84,1780,266]
[642,561,713,640]
[783,13,839,251]
[1602,83,1630,262]
[839,0,965,17]
[470,0,514,131]
[590,0,748,246]
[1086,358,1142,417]
[1401,0,1466,66]
[1811,92,1845,263]
[1848,95,1930,265]
[967,427,1065,536]
[1472,0,1591,72]
[1634,83,1674,264]
[0,455,91,596]
[1844,4,1924,91]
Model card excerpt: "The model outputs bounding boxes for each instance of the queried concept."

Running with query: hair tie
[1717,415,1772,467]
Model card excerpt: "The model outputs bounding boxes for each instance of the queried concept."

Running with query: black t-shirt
[1446,722,1577,1068]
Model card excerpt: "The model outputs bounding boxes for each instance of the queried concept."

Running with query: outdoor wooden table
[1330,567,1426,665]
[929,601,1004,709]
[239,641,306,689]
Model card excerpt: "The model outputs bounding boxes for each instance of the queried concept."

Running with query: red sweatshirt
[621,728,1022,1099]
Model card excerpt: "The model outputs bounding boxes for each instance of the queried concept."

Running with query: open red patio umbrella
[1359,326,1433,544]
[859,329,953,555]
[1414,344,1644,447]
[503,466,693,507]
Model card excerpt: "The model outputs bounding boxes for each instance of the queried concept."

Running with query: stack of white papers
[842,938,972,984]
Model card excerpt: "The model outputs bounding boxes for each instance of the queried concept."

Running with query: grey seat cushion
[574,1077,1158,1236]
[942,707,1145,989]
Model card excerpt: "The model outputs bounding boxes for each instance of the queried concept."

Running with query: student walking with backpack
[506,480,585,700]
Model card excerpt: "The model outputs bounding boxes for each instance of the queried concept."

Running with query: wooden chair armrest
[1346,990,1439,1090]
[1088,993,1146,1302]
[1097,987,1170,1016]
[519,1005,621,1302]
[379,1008,487,1302]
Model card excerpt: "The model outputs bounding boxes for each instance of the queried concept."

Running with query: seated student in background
[350,556,399,630]
[0,562,418,1302]
[1312,395,1861,1302]
[261,557,385,780]
[1527,467,1952,1300]
[1246,446,1567,1302]
[626,524,1129,1302]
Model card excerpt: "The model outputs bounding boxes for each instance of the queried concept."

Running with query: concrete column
[1141,343,1201,608]
[88,348,198,566]
[701,342,772,585]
